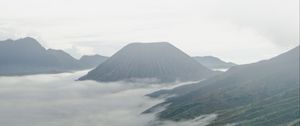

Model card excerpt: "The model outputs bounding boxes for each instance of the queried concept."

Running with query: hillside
[145,46,300,125]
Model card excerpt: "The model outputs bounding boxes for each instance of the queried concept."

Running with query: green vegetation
[209,89,299,126]
[148,46,300,126]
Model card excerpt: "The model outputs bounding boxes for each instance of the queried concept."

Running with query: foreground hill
[79,42,219,83]
[145,46,299,126]
[193,56,236,70]
[0,37,107,76]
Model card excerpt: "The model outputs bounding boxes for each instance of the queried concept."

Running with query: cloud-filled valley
[0,70,217,126]
[0,1,298,125]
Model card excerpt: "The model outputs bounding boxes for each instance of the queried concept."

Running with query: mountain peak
[79,42,218,83]
[125,42,173,49]
[0,37,108,76]
[19,37,37,41]
[14,37,44,49]
[127,42,171,45]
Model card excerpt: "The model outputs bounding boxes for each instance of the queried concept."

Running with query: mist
[0,71,216,126]
[0,0,298,64]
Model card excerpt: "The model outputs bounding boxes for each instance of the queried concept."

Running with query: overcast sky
[0,0,299,63]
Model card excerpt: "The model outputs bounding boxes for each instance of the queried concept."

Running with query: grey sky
[0,0,299,63]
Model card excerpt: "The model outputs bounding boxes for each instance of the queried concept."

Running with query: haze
[0,0,298,63]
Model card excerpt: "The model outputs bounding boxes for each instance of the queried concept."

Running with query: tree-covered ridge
[146,46,299,126]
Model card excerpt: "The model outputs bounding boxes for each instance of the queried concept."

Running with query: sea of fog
[0,70,216,126]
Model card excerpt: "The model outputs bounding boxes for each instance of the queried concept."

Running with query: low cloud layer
[151,114,218,126]
[0,71,216,126]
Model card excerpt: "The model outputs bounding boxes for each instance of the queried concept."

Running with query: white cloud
[0,70,217,126]
[156,114,218,126]
[0,70,158,126]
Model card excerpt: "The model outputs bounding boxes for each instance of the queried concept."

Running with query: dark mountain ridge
[145,46,299,126]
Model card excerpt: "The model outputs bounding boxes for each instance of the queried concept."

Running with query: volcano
[79,42,218,83]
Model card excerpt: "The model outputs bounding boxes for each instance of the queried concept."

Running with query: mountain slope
[193,56,236,70]
[46,49,81,69]
[146,46,299,125]
[79,55,108,69]
[79,42,219,83]
[0,37,106,75]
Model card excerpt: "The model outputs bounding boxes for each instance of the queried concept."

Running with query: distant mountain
[145,46,300,126]
[79,55,108,69]
[79,42,220,83]
[0,37,106,76]
[47,49,81,69]
[193,56,236,70]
